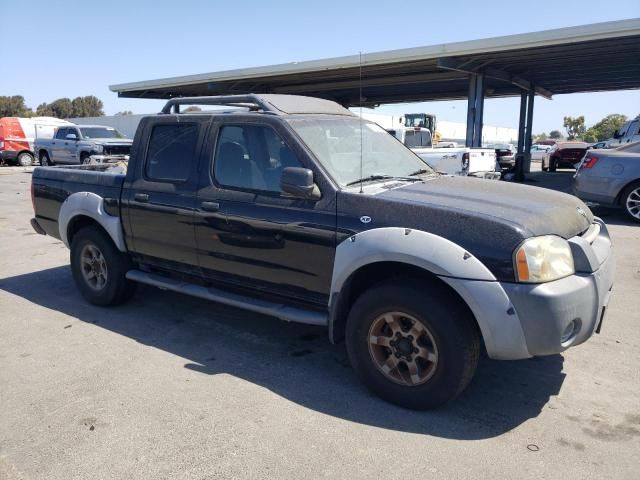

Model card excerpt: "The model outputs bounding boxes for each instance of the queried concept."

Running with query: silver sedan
[573,142,640,222]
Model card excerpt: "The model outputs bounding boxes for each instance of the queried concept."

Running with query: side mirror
[280,167,320,200]
[66,133,78,140]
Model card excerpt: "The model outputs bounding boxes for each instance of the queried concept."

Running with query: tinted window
[55,128,68,139]
[80,127,125,139]
[213,125,302,192]
[146,123,198,181]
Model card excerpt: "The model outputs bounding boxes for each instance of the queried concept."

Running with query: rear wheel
[70,226,136,306]
[346,280,480,410]
[621,181,640,223]
[17,152,34,167]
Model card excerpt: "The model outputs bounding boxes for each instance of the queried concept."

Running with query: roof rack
[160,95,278,114]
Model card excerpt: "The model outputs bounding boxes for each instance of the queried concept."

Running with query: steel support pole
[524,90,535,153]
[516,91,527,155]
[473,73,485,147]
[465,75,477,148]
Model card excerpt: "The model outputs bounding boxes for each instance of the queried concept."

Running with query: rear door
[194,117,337,306]
[121,116,209,272]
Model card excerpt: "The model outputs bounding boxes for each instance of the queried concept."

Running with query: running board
[125,270,328,326]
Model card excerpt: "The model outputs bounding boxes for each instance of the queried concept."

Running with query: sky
[1,0,639,134]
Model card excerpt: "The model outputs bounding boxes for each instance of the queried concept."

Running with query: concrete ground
[0,166,639,480]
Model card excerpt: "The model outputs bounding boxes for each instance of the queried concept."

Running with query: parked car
[0,116,73,166]
[608,115,640,148]
[413,146,499,179]
[34,125,132,166]
[574,141,640,222]
[30,94,614,410]
[542,141,589,172]
[530,144,552,161]
[588,141,609,150]
[486,143,515,169]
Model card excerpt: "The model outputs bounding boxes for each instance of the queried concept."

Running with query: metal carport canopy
[110,19,640,106]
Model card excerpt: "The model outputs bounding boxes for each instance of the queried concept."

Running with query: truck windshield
[287,118,434,187]
[79,127,125,139]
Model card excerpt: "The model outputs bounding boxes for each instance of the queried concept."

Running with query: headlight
[514,235,574,283]
[93,144,104,153]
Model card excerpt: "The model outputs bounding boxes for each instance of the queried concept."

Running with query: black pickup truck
[31,94,615,409]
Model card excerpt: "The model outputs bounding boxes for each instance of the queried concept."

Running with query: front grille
[104,145,131,156]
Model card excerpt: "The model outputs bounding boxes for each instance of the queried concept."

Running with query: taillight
[582,156,599,169]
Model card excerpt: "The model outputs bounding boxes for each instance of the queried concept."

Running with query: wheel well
[67,215,111,246]
[17,150,34,158]
[38,149,49,159]
[330,261,482,346]
[616,178,640,205]
[80,151,90,160]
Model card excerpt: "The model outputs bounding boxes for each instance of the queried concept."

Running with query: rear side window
[146,123,198,181]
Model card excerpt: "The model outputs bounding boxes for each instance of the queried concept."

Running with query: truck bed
[32,164,126,241]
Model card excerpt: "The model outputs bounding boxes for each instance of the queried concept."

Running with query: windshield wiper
[345,174,395,186]
[408,168,438,177]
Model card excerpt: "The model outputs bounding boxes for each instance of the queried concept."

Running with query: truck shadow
[0,265,565,440]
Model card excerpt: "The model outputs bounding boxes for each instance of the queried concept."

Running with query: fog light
[561,319,580,345]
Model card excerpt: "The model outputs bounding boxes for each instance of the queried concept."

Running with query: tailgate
[467,149,496,174]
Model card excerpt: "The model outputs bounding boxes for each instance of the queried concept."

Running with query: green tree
[584,114,628,142]
[35,102,54,116]
[533,132,548,143]
[563,116,586,140]
[0,96,33,117]
[549,130,562,139]
[46,98,74,119]
[71,96,104,117]
[115,110,133,116]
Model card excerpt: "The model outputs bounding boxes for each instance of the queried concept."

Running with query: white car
[530,144,552,161]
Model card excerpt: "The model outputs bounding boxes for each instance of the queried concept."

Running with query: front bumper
[501,220,615,356]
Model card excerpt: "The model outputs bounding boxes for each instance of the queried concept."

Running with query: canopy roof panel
[110,19,640,106]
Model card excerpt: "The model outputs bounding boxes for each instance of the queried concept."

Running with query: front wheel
[346,280,480,410]
[549,157,557,172]
[70,226,136,306]
[17,152,34,167]
[40,152,52,166]
[622,182,640,223]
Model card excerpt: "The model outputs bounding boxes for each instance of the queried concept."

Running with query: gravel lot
[1,166,639,479]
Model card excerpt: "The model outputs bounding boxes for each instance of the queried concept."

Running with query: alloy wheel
[626,187,640,220]
[80,243,108,290]
[367,311,438,386]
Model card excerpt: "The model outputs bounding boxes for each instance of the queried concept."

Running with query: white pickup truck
[413,146,499,179]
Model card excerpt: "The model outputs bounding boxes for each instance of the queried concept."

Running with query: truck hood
[337,176,593,281]
[380,176,593,238]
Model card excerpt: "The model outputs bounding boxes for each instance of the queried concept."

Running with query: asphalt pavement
[0,166,639,479]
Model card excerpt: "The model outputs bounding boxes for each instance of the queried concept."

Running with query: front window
[288,118,434,187]
[404,114,435,132]
[79,127,125,139]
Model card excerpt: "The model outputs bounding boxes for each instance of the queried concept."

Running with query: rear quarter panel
[32,166,125,240]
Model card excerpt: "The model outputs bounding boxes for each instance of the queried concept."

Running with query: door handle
[134,193,149,203]
[200,201,220,212]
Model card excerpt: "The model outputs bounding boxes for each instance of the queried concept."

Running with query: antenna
[359,51,364,194]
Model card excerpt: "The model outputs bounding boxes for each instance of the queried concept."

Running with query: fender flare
[58,192,126,252]
[328,227,530,360]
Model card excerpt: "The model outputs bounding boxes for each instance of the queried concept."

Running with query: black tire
[81,154,91,165]
[40,152,53,166]
[17,152,34,167]
[70,226,136,306]
[549,157,557,172]
[346,279,480,410]
[621,181,640,223]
